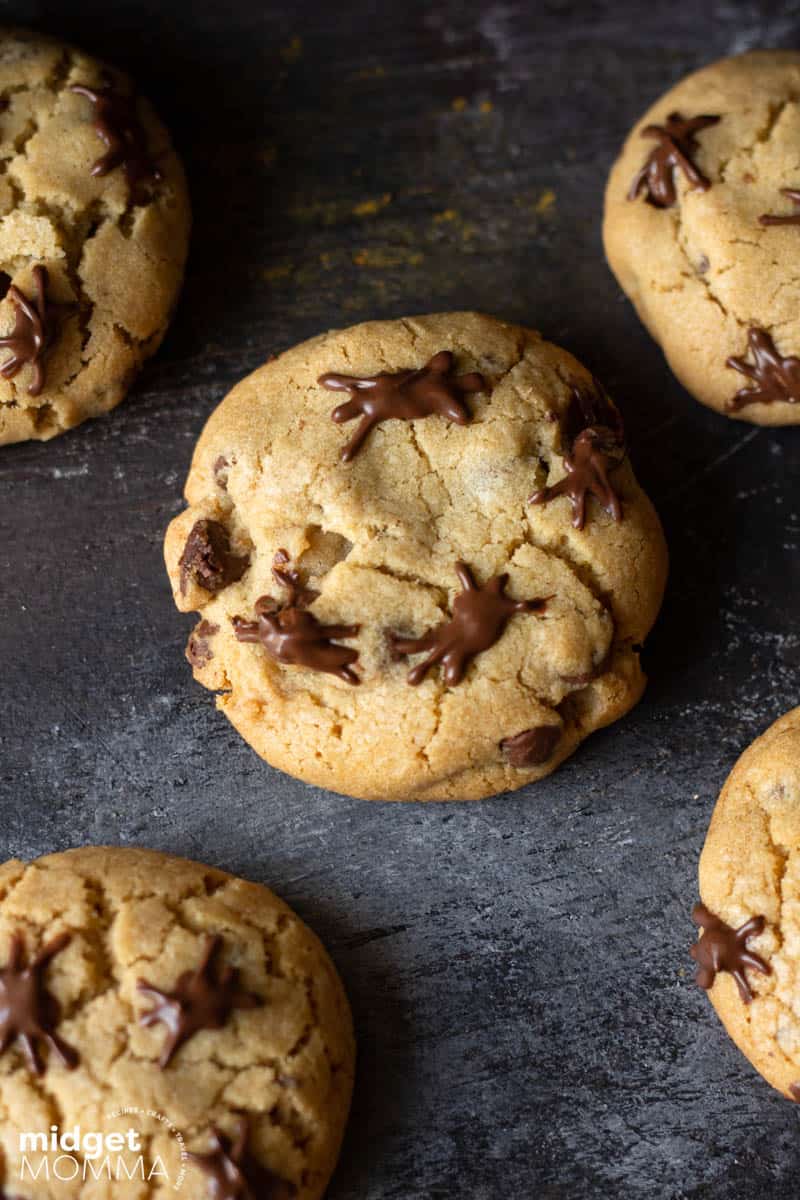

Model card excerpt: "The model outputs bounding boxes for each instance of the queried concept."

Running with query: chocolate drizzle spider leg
[628,112,720,208]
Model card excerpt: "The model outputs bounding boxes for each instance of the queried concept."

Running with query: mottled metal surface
[3,1,800,1195]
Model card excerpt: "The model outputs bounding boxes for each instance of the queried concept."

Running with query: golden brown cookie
[0,846,354,1198]
[0,28,190,445]
[692,707,800,1101]
[604,51,800,423]
[164,312,668,801]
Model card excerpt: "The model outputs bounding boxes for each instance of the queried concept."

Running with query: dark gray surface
[2,0,800,1195]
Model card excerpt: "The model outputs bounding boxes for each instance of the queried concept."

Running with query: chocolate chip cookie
[604,51,800,423]
[0,28,190,445]
[691,707,800,1100]
[164,312,667,801]
[0,846,354,1198]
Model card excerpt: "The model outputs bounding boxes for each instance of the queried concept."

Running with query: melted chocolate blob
[137,935,260,1069]
[628,112,720,208]
[179,520,249,596]
[690,903,771,1003]
[0,932,78,1075]
[186,620,220,669]
[319,349,485,461]
[727,328,800,410]
[389,561,548,687]
[501,724,561,766]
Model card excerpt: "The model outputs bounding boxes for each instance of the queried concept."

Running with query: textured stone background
[2,0,800,1194]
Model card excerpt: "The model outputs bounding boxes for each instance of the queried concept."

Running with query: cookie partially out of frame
[692,707,800,1101]
[164,311,667,801]
[604,51,800,423]
[0,845,354,1198]
[0,28,190,445]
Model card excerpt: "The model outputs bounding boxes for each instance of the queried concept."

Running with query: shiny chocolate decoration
[270,548,320,609]
[0,266,70,396]
[71,81,162,201]
[233,550,359,684]
[137,935,260,1069]
[529,382,625,530]
[628,112,720,208]
[501,724,561,767]
[690,903,771,1003]
[726,327,800,410]
[190,1116,292,1200]
[760,188,800,226]
[179,519,249,596]
[389,561,548,687]
[562,378,625,450]
[530,428,622,530]
[186,620,220,669]
[319,349,486,461]
[0,932,78,1075]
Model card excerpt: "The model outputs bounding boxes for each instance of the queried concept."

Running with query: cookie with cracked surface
[693,707,800,1101]
[164,312,667,801]
[0,28,189,445]
[604,50,800,424]
[0,846,354,1198]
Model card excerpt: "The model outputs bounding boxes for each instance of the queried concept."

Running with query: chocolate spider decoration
[0,266,70,395]
[760,188,800,226]
[189,1117,291,1200]
[71,80,162,201]
[0,932,78,1075]
[529,380,625,530]
[233,550,360,684]
[137,935,260,1069]
[726,327,800,411]
[628,112,720,208]
[690,903,771,1003]
[389,561,548,687]
[319,350,486,461]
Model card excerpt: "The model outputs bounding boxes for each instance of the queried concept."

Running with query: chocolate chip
[501,724,561,766]
[213,455,229,489]
[179,519,248,596]
[186,620,219,669]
